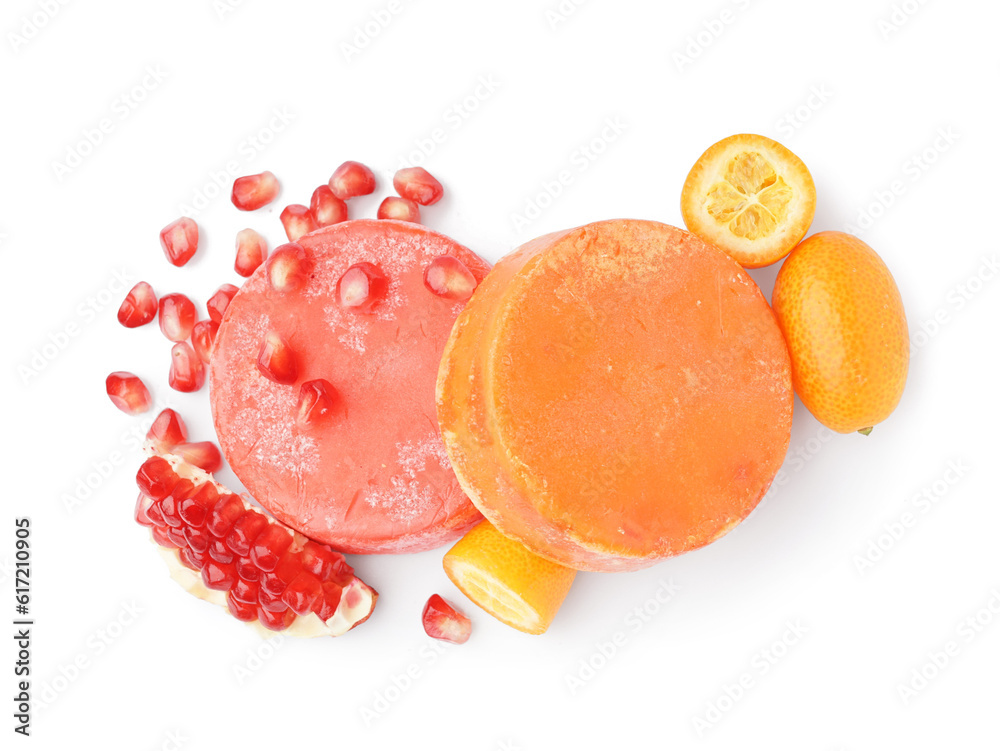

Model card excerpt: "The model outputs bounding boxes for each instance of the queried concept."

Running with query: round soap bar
[437,219,793,572]
[211,219,490,554]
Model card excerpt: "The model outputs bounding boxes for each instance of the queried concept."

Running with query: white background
[3,0,999,748]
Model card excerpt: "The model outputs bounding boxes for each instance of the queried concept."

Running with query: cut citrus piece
[681,133,816,268]
[443,520,576,635]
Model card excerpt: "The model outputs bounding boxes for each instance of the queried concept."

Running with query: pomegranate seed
[202,559,238,591]
[172,441,223,473]
[300,541,348,581]
[168,342,205,392]
[106,371,152,415]
[231,577,261,604]
[235,556,261,582]
[424,255,477,301]
[178,482,218,527]
[258,588,291,613]
[158,293,197,342]
[282,572,323,615]
[393,167,444,206]
[266,243,312,293]
[296,379,338,427]
[227,592,259,622]
[262,551,304,596]
[159,479,195,527]
[134,495,155,527]
[337,262,387,313]
[145,501,167,528]
[256,330,298,385]
[225,510,269,557]
[192,320,219,363]
[117,282,157,328]
[206,494,244,537]
[422,594,471,644]
[178,547,208,570]
[328,161,376,200]
[152,525,178,549]
[315,582,343,621]
[310,185,348,227]
[250,525,293,572]
[377,196,420,223]
[136,456,176,500]
[208,539,234,564]
[257,607,296,631]
[234,228,268,278]
[160,217,199,267]
[280,204,317,242]
[231,171,280,211]
[146,408,188,452]
[207,284,239,324]
[165,527,189,547]
[184,526,211,553]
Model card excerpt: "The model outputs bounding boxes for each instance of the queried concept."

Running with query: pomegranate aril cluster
[135,456,352,631]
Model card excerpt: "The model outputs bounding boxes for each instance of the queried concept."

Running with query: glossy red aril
[207,494,244,537]
[136,456,176,500]
[231,171,280,211]
[258,607,296,632]
[207,284,239,324]
[281,571,323,615]
[168,342,205,392]
[225,509,269,557]
[256,330,298,384]
[160,217,199,267]
[191,320,219,363]
[227,593,258,621]
[377,196,420,223]
[146,408,188,452]
[135,495,156,527]
[424,255,477,300]
[280,204,317,242]
[296,379,338,426]
[178,484,217,528]
[266,243,311,293]
[202,559,238,591]
[172,441,223,473]
[393,167,444,206]
[328,161,376,200]
[158,293,197,342]
[336,262,387,313]
[159,479,195,527]
[422,594,471,644]
[118,282,157,328]
[250,525,293,571]
[235,228,268,278]
[106,372,152,415]
[315,582,344,621]
[310,185,348,227]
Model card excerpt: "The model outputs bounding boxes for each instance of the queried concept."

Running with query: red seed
[315,582,344,621]
[207,284,239,324]
[256,330,298,385]
[206,494,245,537]
[281,572,323,615]
[178,547,208,570]
[184,526,211,553]
[231,171,280,211]
[377,196,421,223]
[422,594,471,644]
[159,479,195,527]
[208,539,234,564]
[118,282,157,328]
[300,541,346,580]
[328,161,376,200]
[158,293,197,342]
[146,408,188,452]
[257,607,296,631]
[250,525,293,572]
[336,262,388,313]
[310,185,348,227]
[225,510,269,557]
[191,320,219,363]
[160,217,199,267]
[173,441,223,473]
[106,371,152,415]
[235,556,261,582]
[145,501,167,528]
[202,559,238,591]
[227,592,259,622]
[393,167,444,206]
[424,255,477,301]
[261,551,304,596]
[296,379,338,427]
[136,456,176,500]
[168,342,205,392]
[258,588,291,613]
[134,494,155,527]
[178,482,218,528]
[165,527,189,547]
[280,204,317,242]
[151,525,178,549]
[231,577,261,604]
[266,243,312,293]
[234,228,268,278]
